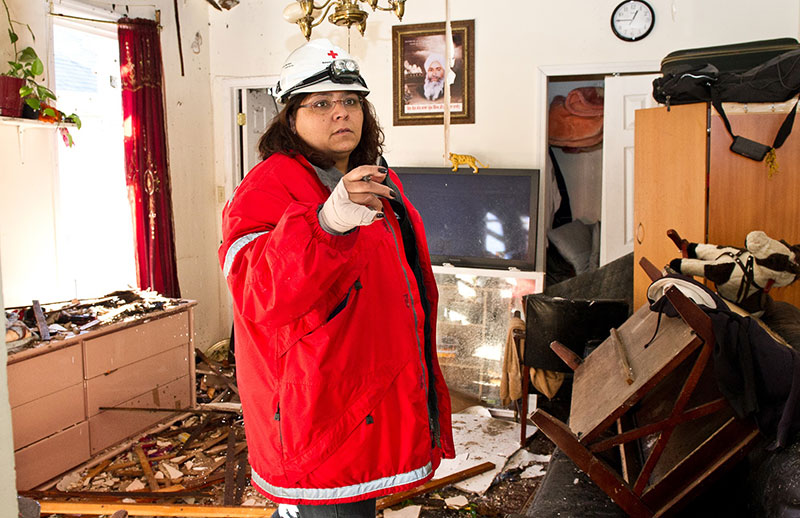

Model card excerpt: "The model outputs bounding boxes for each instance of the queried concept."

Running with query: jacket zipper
[274,404,283,453]
[384,217,441,450]
[383,219,428,393]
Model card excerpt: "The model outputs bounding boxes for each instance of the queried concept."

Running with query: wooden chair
[531,258,759,517]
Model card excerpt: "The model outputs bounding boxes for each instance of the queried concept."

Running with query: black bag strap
[711,88,799,161]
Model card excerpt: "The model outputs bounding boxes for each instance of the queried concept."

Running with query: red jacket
[219,153,455,505]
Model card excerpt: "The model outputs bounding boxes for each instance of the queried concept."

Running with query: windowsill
[0,116,77,129]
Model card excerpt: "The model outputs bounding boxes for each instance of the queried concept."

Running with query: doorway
[538,63,659,286]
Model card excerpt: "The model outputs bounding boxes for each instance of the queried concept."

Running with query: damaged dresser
[7,300,197,490]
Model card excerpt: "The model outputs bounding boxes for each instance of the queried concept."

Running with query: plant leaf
[43,107,56,117]
[25,97,40,110]
[8,29,17,44]
[18,85,32,97]
[19,47,37,63]
[69,114,82,129]
[30,57,43,76]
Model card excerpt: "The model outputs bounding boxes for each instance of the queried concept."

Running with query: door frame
[535,61,659,273]
[213,75,280,199]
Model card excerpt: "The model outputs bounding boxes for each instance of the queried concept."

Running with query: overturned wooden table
[532,275,759,517]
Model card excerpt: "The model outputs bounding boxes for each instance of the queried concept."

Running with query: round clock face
[611,0,655,42]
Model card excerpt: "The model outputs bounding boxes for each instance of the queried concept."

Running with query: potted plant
[1,0,81,144]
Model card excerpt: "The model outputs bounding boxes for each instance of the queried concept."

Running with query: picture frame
[391,20,475,126]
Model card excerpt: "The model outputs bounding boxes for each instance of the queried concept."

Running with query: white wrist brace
[318,178,378,234]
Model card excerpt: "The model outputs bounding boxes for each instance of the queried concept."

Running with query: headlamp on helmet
[274,39,370,104]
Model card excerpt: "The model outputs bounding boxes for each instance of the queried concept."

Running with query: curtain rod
[48,10,162,29]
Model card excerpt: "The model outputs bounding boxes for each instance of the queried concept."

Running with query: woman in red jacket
[219,39,455,518]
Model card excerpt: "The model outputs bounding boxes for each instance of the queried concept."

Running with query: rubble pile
[5,289,187,353]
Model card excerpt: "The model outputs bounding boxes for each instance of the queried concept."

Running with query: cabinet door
[633,104,708,310]
[708,107,800,307]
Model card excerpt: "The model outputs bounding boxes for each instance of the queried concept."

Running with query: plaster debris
[436,412,523,494]
[445,495,469,507]
[56,472,82,492]
[521,464,547,478]
[383,505,422,518]
[161,462,184,480]
[125,479,146,491]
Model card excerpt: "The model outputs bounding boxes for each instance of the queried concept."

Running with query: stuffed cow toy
[667,229,800,315]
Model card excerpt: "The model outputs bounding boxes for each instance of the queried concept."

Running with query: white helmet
[274,39,369,104]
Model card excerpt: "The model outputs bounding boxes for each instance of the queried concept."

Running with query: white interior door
[600,73,659,266]
[239,87,278,178]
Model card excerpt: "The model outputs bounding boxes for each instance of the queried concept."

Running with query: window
[53,19,136,299]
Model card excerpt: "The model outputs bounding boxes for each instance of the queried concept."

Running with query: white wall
[0,0,224,351]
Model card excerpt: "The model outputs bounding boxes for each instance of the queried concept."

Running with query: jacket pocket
[276,279,363,358]
[326,279,362,322]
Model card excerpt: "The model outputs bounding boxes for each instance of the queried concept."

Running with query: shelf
[0,115,76,129]
[1,116,77,165]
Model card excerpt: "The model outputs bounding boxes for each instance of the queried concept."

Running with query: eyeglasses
[298,96,362,114]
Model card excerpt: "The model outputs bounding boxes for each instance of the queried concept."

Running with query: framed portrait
[392,20,475,126]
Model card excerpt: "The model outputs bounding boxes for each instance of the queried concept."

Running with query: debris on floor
[21,336,554,517]
[436,408,536,494]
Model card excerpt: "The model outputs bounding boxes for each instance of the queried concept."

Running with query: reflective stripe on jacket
[218,153,455,505]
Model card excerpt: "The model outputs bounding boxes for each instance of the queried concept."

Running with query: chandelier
[283,0,406,40]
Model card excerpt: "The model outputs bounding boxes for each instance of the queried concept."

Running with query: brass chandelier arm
[365,1,400,12]
[305,0,336,12]
[309,1,339,27]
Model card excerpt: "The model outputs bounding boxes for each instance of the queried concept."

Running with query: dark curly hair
[258,93,385,171]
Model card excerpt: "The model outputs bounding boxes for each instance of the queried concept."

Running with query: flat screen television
[393,167,539,271]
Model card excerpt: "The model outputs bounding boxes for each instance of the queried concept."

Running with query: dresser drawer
[11,383,85,450]
[88,375,191,454]
[7,344,83,408]
[83,311,190,378]
[15,421,90,491]
[85,345,189,417]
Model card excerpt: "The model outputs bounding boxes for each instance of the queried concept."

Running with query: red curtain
[118,18,180,298]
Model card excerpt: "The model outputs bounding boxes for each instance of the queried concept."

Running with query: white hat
[274,39,369,103]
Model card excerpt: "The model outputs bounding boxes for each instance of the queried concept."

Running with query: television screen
[394,167,539,270]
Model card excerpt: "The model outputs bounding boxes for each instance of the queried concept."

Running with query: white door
[238,87,278,179]
[600,73,659,266]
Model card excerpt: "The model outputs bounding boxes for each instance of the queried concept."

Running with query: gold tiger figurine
[449,153,488,174]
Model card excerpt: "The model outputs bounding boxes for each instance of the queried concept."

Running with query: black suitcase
[660,38,800,76]
[653,38,800,163]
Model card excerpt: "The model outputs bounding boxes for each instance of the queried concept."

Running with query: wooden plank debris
[376,462,495,510]
[223,425,237,505]
[134,444,160,492]
[98,406,236,415]
[32,300,51,341]
[21,489,212,500]
[37,501,275,517]
[195,348,239,395]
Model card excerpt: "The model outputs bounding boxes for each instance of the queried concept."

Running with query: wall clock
[611,0,655,42]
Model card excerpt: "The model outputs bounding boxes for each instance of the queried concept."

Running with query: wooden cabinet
[634,102,800,309]
[7,301,196,490]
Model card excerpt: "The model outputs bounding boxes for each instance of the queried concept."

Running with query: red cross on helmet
[274,39,369,104]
